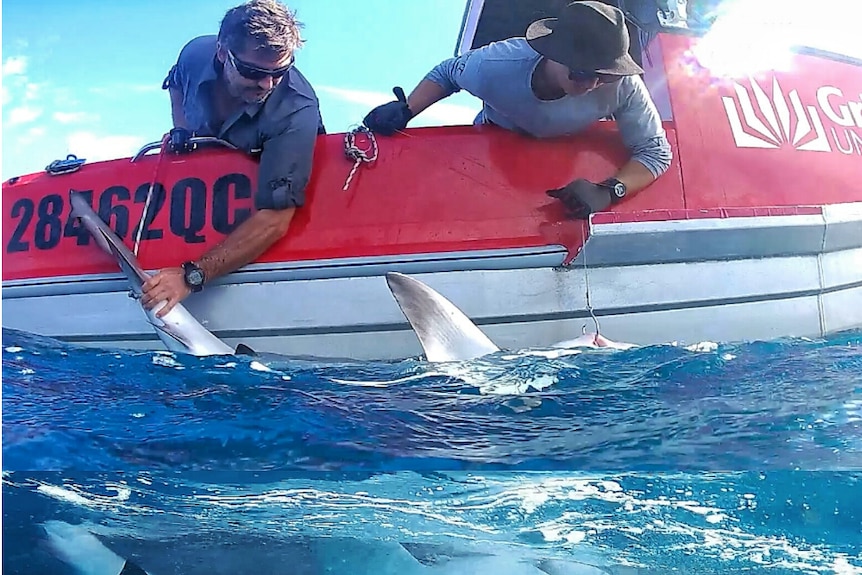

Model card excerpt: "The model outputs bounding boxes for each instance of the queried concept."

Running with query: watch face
[612,183,626,198]
[187,268,204,286]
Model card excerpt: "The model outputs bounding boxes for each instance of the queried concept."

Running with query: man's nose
[580,77,600,90]
[257,75,275,90]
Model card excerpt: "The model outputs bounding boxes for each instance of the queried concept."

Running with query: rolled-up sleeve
[614,76,673,178]
[423,49,485,98]
[162,63,182,90]
[255,103,320,210]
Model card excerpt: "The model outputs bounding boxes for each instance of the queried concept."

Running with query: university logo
[721,77,831,152]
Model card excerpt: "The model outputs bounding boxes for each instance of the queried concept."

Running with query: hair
[218,0,304,58]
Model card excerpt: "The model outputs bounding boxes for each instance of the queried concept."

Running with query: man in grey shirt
[141,0,325,318]
[363,1,671,219]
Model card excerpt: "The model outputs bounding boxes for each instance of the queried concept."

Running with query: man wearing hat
[362,1,671,219]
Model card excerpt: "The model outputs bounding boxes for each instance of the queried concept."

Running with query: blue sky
[1,0,483,179]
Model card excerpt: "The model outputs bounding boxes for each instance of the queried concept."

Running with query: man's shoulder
[260,66,322,131]
[469,37,538,64]
[613,74,659,109]
[617,74,650,95]
[176,35,218,68]
[268,66,319,110]
[458,38,539,82]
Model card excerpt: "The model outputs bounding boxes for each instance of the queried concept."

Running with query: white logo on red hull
[722,78,862,155]
[722,77,830,151]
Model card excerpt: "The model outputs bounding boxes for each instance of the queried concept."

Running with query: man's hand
[167,127,195,154]
[363,87,413,135]
[141,267,191,318]
[546,179,613,219]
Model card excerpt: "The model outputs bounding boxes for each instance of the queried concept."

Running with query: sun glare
[690,0,859,78]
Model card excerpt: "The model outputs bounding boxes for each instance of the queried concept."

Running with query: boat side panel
[3,290,832,361]
[6,247,860,359]
[821,286,862,335]
[6,207,862,360]
[63,292,828,360]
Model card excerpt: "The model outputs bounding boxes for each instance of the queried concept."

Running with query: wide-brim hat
[526,1,644,76]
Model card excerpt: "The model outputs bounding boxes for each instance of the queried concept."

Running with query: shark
[384,272,635,362]
[69,190,633,362]
[69,190,235,357]
[41,519,614,575]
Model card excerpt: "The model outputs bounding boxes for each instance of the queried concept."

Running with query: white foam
[151,354,182,368]
[685,341,719,352]
[249,361,274,373]
[328,372,442,387]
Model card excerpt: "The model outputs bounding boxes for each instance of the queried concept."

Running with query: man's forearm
[195,208,295,280]
[612,159,658,196]
[406,79,451,117]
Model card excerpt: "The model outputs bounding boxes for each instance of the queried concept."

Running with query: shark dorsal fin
[234,343,257,356]
[385,272,500,362]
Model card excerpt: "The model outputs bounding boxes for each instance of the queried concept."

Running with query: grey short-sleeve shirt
[163,35,326,210]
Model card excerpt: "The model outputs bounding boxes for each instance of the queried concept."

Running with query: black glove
[546,179,613,219]
[363,87,413,135]
[168,127,195,154]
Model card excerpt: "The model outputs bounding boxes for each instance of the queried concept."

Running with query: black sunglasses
[228,50,294,81]
[568,69,599,82]
[568,69,620,83]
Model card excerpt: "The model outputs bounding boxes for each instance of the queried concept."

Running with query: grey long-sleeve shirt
[425,38,672,177]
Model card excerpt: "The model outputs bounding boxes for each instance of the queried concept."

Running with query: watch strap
[599,178,627,203]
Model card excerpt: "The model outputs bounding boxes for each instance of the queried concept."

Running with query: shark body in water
[70,191,633,363]
[41,519,616,575]
[69,191,235,357]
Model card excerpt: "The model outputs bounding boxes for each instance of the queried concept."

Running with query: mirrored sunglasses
[228,50,294,80]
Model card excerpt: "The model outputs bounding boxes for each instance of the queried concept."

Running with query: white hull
[5,203,862,360]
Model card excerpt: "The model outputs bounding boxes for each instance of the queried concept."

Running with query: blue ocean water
[3,327,862,573]
[4,328,862,472]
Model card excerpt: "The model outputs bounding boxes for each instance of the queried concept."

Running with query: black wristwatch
[181,261,205,292]
[599,177,627,203]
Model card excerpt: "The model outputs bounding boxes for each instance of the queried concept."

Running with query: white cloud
[53,111,99,124]
[24,82,41,101]
[3,56,27,76]
[65,131,147,163]
[2,86,11,105]
[317,85,479,126]
[8,106,43,125]
[16,126,49,147]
